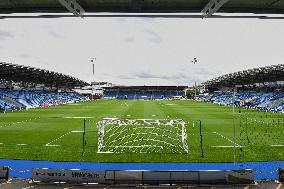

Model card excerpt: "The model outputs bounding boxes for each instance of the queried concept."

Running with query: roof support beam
[57,0,85,17]
[202,0,230,18]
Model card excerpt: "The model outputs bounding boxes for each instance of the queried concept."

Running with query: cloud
[16,53,32,59]
[0,30,13,40]
[194,68,222,77]
[117,75,135,79]
[116,18,127,23]
[132,70,220,86]
[143,29,163,43]
[124,37,135,43]
[138,18,156,23]
[134,71,187,80]
[49,30,65,39]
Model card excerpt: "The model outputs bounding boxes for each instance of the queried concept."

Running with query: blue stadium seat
[0,89,86,111]
[202,91,284,113]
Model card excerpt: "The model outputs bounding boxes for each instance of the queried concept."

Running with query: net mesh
[97,118,188,154]
[238,109,284,161]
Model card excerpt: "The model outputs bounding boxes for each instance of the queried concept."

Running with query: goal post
[97,118,188,154]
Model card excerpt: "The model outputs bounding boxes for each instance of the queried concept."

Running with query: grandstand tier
[103,86,186,100]
[198,64,284,113]
[199,91,284,113]
[0,62,88,88]
[0,89,86,111]
[202,64,284,89]
[0,62,88,111]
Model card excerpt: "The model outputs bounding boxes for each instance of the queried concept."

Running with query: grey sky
[0,16,283,86]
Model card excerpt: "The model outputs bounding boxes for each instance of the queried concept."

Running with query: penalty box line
[211,131,242,148]
[45,130,83,147]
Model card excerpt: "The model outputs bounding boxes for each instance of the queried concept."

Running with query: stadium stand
[201,91,284,113]
[103,86,186,100]
[0,89,86,111]
[201,64,284,113]
[0,62,89,112]
[0,62,88,88]
[202,64,284,88]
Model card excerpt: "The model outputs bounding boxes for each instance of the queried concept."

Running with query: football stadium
[0,0,284,188]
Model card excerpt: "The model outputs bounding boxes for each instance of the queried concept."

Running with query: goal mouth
[97,118,188,154]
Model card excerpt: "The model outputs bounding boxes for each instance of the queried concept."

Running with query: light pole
[233,87,237,164]
[91,58,96,100]
[191,57,198,97]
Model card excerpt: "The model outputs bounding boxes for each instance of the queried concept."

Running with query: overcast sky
[0,16,283,86]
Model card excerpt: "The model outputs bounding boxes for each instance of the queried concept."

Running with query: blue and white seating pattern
[104,90,184,100]
[202,91,284,113]
[0,89,85,111]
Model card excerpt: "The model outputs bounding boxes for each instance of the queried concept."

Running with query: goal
[97,118,188,154]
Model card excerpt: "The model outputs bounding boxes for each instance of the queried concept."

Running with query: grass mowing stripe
[0,99,283,162]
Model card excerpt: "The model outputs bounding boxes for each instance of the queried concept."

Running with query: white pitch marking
[45,131,72,146]
[213,131,241,147]
[211,146,243,148]
[97,151,114,154]
[0,143,3,145]
[71,131,83,133]
[127,115,131,117]
[0,117,41,129]
[142,127,155,129]
[45,144,61,147]
[16,144,27,146]
[63,116,94,119]
[270,144,284,147]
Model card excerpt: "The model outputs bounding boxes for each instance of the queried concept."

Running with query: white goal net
[97,118,188,154]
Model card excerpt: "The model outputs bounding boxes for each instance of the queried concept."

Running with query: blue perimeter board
[0,159,284,181]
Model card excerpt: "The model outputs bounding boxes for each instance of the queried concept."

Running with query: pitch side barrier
[32,168,253,185]
[0,166,9,180]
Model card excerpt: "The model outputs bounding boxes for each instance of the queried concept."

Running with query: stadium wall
[1,159,284,181]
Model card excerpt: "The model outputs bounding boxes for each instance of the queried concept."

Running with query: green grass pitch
[0,100,283,162]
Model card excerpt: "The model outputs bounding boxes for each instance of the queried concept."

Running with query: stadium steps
[2,96,25,109]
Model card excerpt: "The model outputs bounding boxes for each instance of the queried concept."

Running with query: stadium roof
[0,0,283,18]
[0,62,89,88]
[202,64,284,88]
